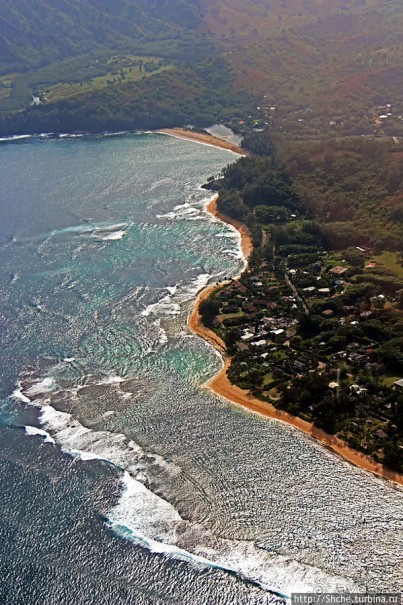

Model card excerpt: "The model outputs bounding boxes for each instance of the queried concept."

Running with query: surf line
[189,196,403,487]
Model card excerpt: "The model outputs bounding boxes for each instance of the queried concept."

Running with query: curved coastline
[157,128,247,156]
[189,199,403,488]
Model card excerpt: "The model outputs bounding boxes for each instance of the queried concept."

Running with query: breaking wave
[141,273,212,318]
[9,372,362,598]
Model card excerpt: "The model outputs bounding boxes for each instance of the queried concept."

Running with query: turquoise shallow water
[0,133,402,603]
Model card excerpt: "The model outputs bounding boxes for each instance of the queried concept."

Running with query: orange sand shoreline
[188,198,403,487]
[157,128,247,156]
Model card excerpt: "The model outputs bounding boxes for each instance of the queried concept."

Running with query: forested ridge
[2,0,403,137]
[0,0,204,73]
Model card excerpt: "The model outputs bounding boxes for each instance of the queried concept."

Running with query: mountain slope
[1,0,403,137]
[0,0,204,73]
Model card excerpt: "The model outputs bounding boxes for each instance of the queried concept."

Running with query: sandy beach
[158,128,247,156]
[188,196,403,487]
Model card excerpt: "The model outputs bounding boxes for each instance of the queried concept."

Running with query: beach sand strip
[188,195,403,487]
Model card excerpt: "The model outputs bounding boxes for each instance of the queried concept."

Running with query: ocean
[0,132,402,604]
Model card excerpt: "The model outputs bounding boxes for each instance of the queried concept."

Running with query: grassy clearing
[0,55,174,110]
[218,311,245,321]
[382,374,401,387]
[263,372,274,386]
[371,252,403,280]
[43,58,173,103]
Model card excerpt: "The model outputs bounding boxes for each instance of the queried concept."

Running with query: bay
[0,133,402,604]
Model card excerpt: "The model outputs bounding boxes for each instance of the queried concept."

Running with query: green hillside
[0,0,205,73]
[1,0,403,136]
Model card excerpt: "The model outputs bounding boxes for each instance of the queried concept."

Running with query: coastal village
[201,219,403,471]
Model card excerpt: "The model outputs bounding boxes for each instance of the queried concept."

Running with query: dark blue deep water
[0,133,402,604]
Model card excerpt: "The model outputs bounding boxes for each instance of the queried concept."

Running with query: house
[329,266,348,276]
[217,289,232,299]
[292,360,307,373]
[244,303,256,314]
[233,280,248,294]
[271,328,285,342]
[241,330,255,341]
[348,352,367,366]
[350,384,367,395]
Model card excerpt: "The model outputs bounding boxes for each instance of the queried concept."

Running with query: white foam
[47,221,128,240]
[92,223,128,241]
[25,377,56,398]
[142,273,212,318]
[152,319,168,346]
[215,231,239,239]
[102,411,115,418]
[173,202,191,211]
[17,375,360,597]
[180,215,205,221]
[156,212,178,220]
[69,449,109,462]
[142,295,181,318]
[103,131,128,137]
[39,406,144,468]
[10,387,31,404]
[99,223,128,231]
[222,247,244,260]
[25,426,55,444]
[109,472,182,542]
[0,134,32,142]
[58,133,84,139]
[159,328,168,346]
[108,477,358,597]
[187,273,211,295]
[97,375,126,386]
[96,230,126,241]
[156,206,200,220]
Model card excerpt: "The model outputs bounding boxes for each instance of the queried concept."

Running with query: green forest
[2,0,403,137]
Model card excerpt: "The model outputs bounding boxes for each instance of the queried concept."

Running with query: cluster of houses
[211,249,400,396]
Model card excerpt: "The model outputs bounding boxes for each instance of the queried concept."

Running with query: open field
[0,55,173,111]
[43,57,173,103]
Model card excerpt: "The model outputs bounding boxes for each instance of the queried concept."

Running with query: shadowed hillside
[0,0,205,73]
[1,0,403,137]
